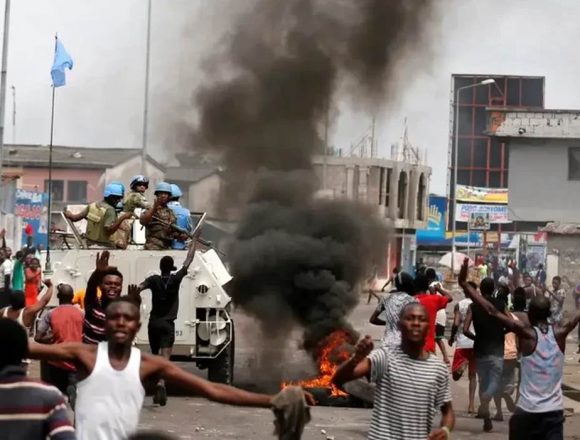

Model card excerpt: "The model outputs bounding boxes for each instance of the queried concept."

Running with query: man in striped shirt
[0,317,75,439]
[83,251,125,344]
[333,303,455,440]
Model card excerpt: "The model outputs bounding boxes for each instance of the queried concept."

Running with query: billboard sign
[417,195,481,246]
[469,212,491,230]
[456,185,508,204]
[457,203,510,224]
[14,189,48,247]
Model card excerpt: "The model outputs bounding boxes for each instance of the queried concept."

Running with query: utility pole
[10,84,14,144]
[141,0,152,174]
[0,0,11,206]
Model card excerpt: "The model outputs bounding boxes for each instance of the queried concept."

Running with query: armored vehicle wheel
[208,325,235,385]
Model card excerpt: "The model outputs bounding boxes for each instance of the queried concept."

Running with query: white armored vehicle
[41,212,235,384]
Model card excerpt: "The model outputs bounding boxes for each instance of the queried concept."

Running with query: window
[472,170,487,187]
[568,148,580,180]
[457,139,472,167]
[521,79,544,107]
[385,168,392,207]
[458,107,474,136]
[474,107,487,136]
[44,180,64,201]
[397,172,408,219]
[506,78,521,106]
[490,139,502,168]
[67,180,88,203]
[489,171,502,188]
[416,174,426,221]
[473,139,488,167]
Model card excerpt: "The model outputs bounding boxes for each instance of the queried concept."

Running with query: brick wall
[490,109,580,138]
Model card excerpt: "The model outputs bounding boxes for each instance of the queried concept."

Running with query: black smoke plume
[192,0,436,348]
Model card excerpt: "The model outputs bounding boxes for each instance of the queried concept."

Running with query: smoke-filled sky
[4,0,580,193]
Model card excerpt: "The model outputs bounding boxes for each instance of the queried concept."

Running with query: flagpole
[45,34,57,274]
[0,0,11,215]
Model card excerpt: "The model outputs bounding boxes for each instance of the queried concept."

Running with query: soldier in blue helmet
[64,183,133,248]
[140,182,183,250]
[168,184,192,250]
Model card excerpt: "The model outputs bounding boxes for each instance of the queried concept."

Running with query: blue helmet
[130,175,149,190]
[104,183,124,198]
[170,184,182,199]
[110,181,126,196]
[154,181,172,195]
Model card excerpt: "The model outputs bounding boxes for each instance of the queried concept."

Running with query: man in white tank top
[458,258,580,440]
[29,297,314,440]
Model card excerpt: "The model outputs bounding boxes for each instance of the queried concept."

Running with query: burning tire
[208,324,235,385]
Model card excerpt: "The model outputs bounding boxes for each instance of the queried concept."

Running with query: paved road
[136,299,580,439]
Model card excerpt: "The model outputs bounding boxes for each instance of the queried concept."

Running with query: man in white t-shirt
[334,303,455,440]
[449,281,477,414]
[0,249,13,308]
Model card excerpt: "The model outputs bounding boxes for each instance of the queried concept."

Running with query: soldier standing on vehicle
[125,175,151,214]
[168,184,192,250]
[140,182,182,250]
[129,242,196,406]
[64,183,132,248]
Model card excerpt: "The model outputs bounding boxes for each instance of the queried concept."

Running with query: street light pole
[451,78,495,275]
[141,0,152,174]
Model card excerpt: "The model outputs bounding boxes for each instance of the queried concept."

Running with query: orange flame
[282,329,352,397]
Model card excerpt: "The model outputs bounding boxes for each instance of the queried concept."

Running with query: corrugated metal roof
[2,144,160,170]
[540,222,580,235]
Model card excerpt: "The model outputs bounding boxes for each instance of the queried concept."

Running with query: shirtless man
[29,297,313,440]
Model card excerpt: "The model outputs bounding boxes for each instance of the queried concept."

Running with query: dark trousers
[509,408,564,440]
[40,361,78,406]
[0,289,9,308]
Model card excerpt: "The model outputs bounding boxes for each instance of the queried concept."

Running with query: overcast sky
[4,0,580,193]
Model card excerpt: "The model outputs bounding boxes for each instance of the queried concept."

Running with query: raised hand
[458,258,469,287]
[43,279,53,288]
[353,335,374,362]
[95,251,116,272]
[127,284,140,297]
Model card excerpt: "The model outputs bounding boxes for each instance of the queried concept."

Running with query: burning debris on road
[186,0,437,396]
[282,329,355,398]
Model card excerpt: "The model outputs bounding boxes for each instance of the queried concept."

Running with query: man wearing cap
[140,182,181,250]
[130,243,196,406]
[64,183,132,248]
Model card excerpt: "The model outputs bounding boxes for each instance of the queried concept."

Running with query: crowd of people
[1,176,579,439]
[349,258,580,439]
[0,246,313,440]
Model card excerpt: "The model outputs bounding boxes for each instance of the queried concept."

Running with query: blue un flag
[51,39,73,87]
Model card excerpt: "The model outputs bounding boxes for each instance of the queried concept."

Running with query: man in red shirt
[36,283,84,407]
[414,274,453,353]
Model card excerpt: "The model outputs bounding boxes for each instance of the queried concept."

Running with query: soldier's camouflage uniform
[124,191,151,213]
[144,206,177,250]
[117,191,151,247]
